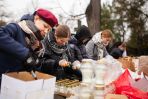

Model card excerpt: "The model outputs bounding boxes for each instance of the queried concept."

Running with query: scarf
[44,31,68,54]
[40,31,69,60]
[18,20,42,51]
[92,31,105,59]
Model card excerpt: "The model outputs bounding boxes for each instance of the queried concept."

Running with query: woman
[0,8,58,85]
[39,25,82,80]
[86,29,113,60]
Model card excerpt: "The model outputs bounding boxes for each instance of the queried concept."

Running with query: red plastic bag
[114,69,132,87]
[113,69,148,99]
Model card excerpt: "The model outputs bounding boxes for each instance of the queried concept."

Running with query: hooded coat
[0,14,39,84]
[0,23,29,79]
[86,32,108,60]
[69,25,92,61]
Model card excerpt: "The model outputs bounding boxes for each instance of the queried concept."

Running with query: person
[0,8,58,85]
[110,42,127,59]
[39,25,82,80]
[86,29,113,60]
[69,25,92,61]
[138,56,148,77]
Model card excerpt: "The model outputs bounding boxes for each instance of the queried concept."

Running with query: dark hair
[113,41,126,48]
[55,25,71,38]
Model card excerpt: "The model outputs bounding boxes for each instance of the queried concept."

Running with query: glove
[72,60,81,70]
[23,52,41,71]
[59,59,71,67]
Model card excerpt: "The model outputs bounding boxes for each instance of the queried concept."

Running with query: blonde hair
[101,29,113,38]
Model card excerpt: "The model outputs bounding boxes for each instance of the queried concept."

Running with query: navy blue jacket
[0,23,29,76]
[20,14,34,21]
[69,36,89,61]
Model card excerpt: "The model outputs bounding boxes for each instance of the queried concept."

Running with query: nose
[44,28,49,34]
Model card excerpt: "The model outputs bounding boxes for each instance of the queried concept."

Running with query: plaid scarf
[43,31,68,54]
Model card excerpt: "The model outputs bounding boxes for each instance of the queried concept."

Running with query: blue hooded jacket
[0,14,34,77]
[20,14,34,21]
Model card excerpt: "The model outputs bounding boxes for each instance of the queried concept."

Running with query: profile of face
[55,36,69,46]
[101,36,112,46]
[101,29,113,46]
[34,15,52,37]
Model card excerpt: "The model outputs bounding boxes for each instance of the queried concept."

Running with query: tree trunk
[85,0,101,35]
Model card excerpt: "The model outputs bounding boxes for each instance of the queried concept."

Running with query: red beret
[36,8,58,27]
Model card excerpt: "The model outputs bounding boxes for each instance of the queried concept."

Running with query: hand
[59,59,70,67]
[72,60,81,70]
[31,40,40,51]
[23,52,41,71]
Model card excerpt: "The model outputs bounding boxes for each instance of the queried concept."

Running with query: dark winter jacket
[40,31,77,80]
[69,25,92,60]
[0,23,29,76]
[0,14,38,83]
[20,14,34,21]
[69,37,83,61]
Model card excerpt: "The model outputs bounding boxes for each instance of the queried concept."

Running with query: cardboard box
[0,71,56,99]
[105,94,128,99]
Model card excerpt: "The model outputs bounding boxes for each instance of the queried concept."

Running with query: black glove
[23,52,41,72]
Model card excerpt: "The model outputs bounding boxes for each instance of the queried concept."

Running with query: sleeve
[42,59,57,69]
[0,23,29,61]
[103,47,109,57]
[85,40,95,59]
[40,57,60,74]
[79,45,89,59]
[69,44,83,62]
[40,51,61,72]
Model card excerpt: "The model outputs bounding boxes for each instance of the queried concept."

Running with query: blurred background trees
[85,0,148,56]
[0,0,12,26]
[1,0,148,56]
[85,0,101,35]
[108,0,148,56]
